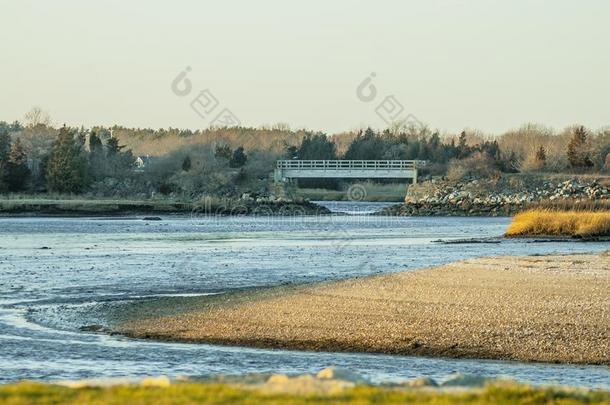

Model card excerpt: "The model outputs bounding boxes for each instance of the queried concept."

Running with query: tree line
[0,123,135,194]
[1,113,609,198]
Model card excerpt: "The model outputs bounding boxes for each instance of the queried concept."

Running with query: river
[0,202,608,387]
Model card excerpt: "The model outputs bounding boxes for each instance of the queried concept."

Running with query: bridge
[274,160,422,183]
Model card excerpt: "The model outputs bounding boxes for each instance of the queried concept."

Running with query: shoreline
[0,198,330,217]
[113,253,610,365]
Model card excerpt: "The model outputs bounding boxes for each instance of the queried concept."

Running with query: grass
[505,209,610,237]
[0,196,192,215]
[1,382,609,405]
[295,182,408,202]
[528,198,610,211]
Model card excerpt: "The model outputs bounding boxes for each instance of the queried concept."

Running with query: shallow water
[0,203,608,387]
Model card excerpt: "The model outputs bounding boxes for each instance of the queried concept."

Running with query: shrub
[447,152,500,182]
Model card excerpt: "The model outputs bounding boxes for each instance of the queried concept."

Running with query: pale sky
[1,0,609,134]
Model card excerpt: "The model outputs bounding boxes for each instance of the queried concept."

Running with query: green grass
[1,382,608,405]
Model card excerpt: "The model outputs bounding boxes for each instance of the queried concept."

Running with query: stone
[316,367,369,384]
[79,324,110,333]
[140,376,171,387]
[404,377,438,388]
[441,373,490,387]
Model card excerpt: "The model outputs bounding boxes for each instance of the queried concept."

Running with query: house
[134,155,156,171]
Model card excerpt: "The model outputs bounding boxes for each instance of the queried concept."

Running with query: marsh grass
[0,196,191,214]
[505,209,610,237]
[1,382,608,405]
[296,182,408,202]
[528,198,610,211]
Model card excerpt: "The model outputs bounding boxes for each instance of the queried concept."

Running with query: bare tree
[23,107,52,128]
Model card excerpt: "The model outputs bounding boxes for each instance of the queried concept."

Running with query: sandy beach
[117,252,610,364]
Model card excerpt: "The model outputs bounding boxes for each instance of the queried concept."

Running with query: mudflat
[117,252,610,364]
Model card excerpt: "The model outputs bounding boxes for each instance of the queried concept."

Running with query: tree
[214,144,232,160]
[229,146,248,168]
[106,137,124,156]
[88,131,106,180]
[343,128,384,160]
[46,127,88,193]
[567,126,593,169]
[535,145,547,164]
[0,129,11,192]
[23,107,51,128]
[456,131,470,159]
[4,138,30,191]
[182,155,192,172]
[105,137,135,178]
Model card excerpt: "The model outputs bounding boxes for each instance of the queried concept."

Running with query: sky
[1,0,609,135]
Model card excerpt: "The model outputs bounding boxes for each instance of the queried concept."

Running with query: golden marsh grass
[505,209,610,237]
[1,381,609,405]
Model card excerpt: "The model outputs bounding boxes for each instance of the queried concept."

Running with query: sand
[116,252,610,364]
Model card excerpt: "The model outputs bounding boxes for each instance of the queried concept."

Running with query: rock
[403,377,438,388]
[140,376,171,387]
[264,373,354,395]
[55,376,171,388]
[79,324,110,333]
[142,216,162,221]
[316,367,369,384]
[56,378,137,388]
[441,373,491,387]
[267,374,290,384]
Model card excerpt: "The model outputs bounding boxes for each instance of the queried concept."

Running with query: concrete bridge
[274,160,423,183]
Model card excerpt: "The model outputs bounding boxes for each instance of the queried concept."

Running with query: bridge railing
[276,160,422,170]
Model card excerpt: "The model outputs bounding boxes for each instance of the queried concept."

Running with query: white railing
[276,160,422,170]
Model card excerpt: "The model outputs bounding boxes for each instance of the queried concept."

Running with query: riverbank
[4,378,609,405]
[0,197,329,216]
[381,175,610,216]
[115,252,610,365]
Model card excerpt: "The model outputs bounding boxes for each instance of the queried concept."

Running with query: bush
[447,152,500,182]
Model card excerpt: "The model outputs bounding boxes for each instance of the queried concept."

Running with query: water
[0,202,608,387]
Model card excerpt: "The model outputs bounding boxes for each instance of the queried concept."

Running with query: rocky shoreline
[380,176,610,216]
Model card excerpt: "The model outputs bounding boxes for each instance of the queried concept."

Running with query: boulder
[316,367,369,384]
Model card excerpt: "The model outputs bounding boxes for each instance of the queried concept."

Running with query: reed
[505,209,610,237]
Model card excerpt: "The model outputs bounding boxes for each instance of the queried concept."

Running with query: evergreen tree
[88,131,106,180]
[343,128,385,160]
[182,155,192,172]
[46,127,88,193]
[294,133,337,160]
[567,126,593,169]
[214,144,232,160]
[106,137,124,156]
[229,146,248,168]
[5,138,30,191]
[0,129,11,192]
[457,131,470,158]
[535,145,547,164]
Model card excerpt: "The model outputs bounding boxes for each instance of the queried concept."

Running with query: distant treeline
[1,109,609,198]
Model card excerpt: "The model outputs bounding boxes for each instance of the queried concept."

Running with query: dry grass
[528,198,610,211]
[2,381,609,405]
[505,209,610,237]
